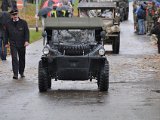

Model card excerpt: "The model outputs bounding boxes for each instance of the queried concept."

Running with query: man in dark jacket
[5,9,30,79]
[151,17,160,53]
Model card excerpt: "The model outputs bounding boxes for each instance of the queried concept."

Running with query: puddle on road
[151,90,160,93]
[38,89,109,106]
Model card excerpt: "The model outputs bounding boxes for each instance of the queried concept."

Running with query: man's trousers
[10,46,26,75]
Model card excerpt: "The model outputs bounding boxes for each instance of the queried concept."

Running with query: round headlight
[99,49,105,56]
[43,47,49,55]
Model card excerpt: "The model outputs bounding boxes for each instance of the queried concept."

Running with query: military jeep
[78,2,120,54]
[91,0,129,21]
[38,17,109,92]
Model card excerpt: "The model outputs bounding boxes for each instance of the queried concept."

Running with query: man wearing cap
[5,9,29,79]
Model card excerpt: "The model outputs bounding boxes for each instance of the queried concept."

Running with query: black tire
[98,60,109,91]
[58,44,90,55]
[112,33,120,54]
[125,8,129,21]
[158,42,160,54]
[38,60,48,92]
[124,13,128,20]
[120,12,124,22]
[48,76,52,89]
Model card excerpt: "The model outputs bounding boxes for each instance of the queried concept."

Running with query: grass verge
[29,29,42,43]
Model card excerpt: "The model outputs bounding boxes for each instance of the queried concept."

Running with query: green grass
[29,29,42,43]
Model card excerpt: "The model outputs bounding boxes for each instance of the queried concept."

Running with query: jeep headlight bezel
[43,46,50,55]
[99,49,105,56]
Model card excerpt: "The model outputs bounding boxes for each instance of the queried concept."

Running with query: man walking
[5,9,29,79]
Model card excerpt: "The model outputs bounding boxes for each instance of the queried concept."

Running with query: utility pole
[35,0,39,32]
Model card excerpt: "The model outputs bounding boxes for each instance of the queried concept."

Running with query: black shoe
[13,75,18,79]
[20,73,25,78]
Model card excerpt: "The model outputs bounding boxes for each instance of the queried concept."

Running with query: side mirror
[42,31,47,38]
[100,31,106,39]
[42,31,47,45]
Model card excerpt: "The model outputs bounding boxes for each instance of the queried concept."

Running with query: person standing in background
[133,0,138,33]
[23,0,27,7]
[11,0,18,10]
[146,1,157,35]
[1,0,10,11]
[0,22,7,60]
[0,11,9,61]
[136,3,147,35]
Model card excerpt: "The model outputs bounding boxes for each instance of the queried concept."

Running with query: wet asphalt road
[0,3,160,120]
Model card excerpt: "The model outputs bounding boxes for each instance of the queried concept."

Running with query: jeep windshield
[50,29,95,45]
[80,9,113,18]
[78,2,116,19]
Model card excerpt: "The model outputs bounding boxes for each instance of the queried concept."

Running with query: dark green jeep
[38,17,109,92]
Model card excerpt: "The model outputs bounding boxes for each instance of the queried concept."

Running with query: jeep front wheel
[48,76,52,89]
[98,60,109,91]
[112,33,120,54]
[38,60,48,92]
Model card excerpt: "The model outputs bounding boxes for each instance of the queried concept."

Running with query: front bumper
[41,55,107,80]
